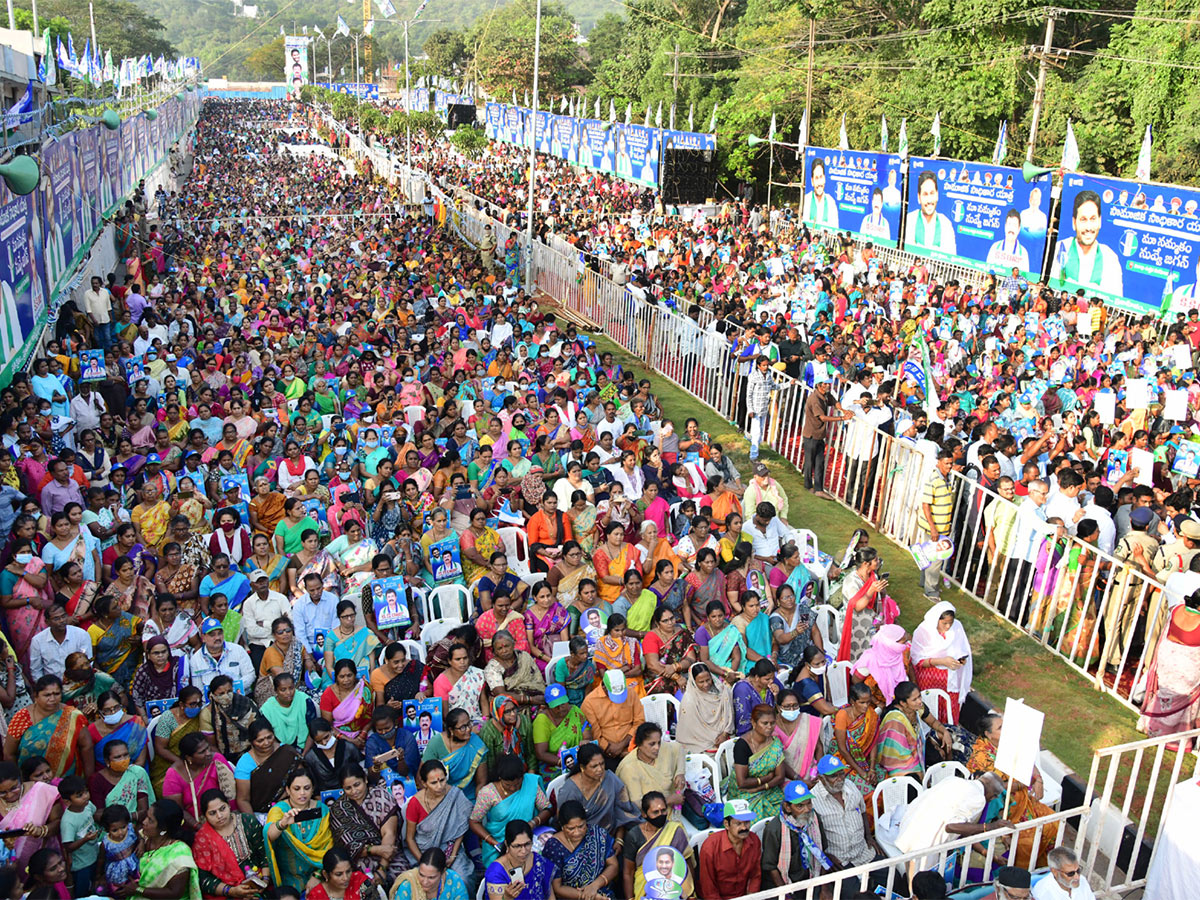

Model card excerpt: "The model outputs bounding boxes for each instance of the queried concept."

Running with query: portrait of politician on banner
[1049,188,1125,300]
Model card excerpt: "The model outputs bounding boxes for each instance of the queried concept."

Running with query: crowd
[0,94,1101,900]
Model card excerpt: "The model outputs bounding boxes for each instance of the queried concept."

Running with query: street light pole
[404,19,411,172]
[524,0,542,290]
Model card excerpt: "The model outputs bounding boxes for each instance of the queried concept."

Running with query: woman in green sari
[264,768,333,892]
[323,600,380,687]
[698,601,744,685]
[531,683,590,777]
[420,708,488,803]
[723,704,786,819]
[731,591,773,672]
[87,595,143,690]
[91,738,155,819]
[551,636,597,707]
[131,799,202,900]
[150,686,204,796]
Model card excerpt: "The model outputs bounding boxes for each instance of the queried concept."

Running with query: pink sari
[523,602,570,672]
[7,558,50,670]
[0,781,60,877]
[776,715,822,783]
[331,680,372,740]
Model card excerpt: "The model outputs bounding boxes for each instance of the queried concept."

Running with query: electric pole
[803,17,814,147]
[1025,9,1057,162]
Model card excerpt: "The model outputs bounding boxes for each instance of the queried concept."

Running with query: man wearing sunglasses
[1033,847,1094,900]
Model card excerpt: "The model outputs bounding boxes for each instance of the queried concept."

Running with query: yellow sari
[264,802,333,892]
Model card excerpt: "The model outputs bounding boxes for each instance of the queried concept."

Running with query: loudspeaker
[447,104,477,130]
[661,148,714,205]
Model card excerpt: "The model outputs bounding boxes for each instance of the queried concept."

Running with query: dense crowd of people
[0,94,1107,900]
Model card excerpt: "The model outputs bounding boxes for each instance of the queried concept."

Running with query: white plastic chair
[404,405,426,427]
[546,772,568,803]
[498,526,539,585]
[923,760,970,789]
[687,827,720,856]
[872,775,924,830]
[425,583,471,623]
[827,660,854,708]
[750,818,768,839]
[640,693,681,737]
[420,618,460,651]
[545,654,568,682]
[921,688,953,724]
[686,753,722,804]
[399,638,425,664]
[716,738,737,783]
[812,604,840,652]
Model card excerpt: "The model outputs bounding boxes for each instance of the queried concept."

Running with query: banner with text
[904,157,1053,281]
[802,146,904,248]
[284,36,310,98]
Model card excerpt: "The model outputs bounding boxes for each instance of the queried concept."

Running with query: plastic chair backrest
[921,688,953,724]
[812,604,841,651]
[827,660,853,707]
[421,618,460,650]
[922,761,970,790]
[872,775,923,825]
[716,738,737,782]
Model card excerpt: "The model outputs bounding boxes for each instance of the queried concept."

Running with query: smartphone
[879,572,890,580]
[510,867,525,885]
[958,655,969,663]
[375,748,400,763]
[293,808,322,823]
[245,875,268,889]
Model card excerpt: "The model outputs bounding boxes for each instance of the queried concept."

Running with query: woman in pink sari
[523,582,570,673]
[0,760,62,878]
[320,659,374,750]
[2,546,52,669]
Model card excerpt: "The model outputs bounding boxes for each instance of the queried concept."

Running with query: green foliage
[424,29,467,76]
[467,1,584,96]
[14,9,71,42]
[449,125,489,158]
[585,14,625,70]
[244,37,285,81]
[16,0,174,60]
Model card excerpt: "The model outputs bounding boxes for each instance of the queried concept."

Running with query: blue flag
[4,82,33,130]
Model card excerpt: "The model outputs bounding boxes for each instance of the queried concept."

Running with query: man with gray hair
[1033,846,1095,900]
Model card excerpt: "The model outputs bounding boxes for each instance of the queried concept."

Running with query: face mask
[646,813,668,829]
[780,708,801,722]
[334,446,348,455]
[184,705,201,719]
[317,735,336,750]
[214,693,234,708]
[102,711,125,726]
[809,664,827,676]
[110,758,131,773]
[365,439,379,449]
[14,553,32,565]
[221,521,237,532]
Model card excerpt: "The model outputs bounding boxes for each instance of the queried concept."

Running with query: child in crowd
[98,805,139,896]
[57,776,100,896]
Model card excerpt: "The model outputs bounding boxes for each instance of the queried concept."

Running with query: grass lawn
[566,318,1145,779]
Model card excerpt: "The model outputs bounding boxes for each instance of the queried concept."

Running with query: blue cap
[544,684,568,708]
[721,800,755,822]
[221,477,241,491]
[817,755,848,776]
[200,617,224,635]
[145,453,161,464]
[784,780,813,804]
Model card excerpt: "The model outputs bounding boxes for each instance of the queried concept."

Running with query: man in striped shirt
[920,449,956,602]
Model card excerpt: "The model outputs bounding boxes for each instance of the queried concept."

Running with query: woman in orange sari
[633,521,680,589]
[3,675,92,778]
[592,522,634,607]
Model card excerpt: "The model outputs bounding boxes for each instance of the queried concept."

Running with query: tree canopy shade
[468,0,586,96]
[16,0,174,60]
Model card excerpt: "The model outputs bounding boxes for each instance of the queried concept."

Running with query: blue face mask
[184,706,201,719]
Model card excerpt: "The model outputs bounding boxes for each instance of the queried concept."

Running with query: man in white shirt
[1032,846,1096,900]
[595,403,623,443]
[68,382,107,432]
[189,617,256,691]
[82,276,115,350]
[30,603,93,681]
[240,570,293,673]
[1043,470,1086,536]
[743,500,789,564]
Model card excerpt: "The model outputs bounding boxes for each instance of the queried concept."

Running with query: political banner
[402,698,442,752]
[118,118,135,199]
[100,124,120,214]
[315,82,380,101]
[904,157,1052,281]
[41,135,81,299]
[0,180,44,383]
[1052,172,1200,316]
[369,575,412,630]
[284,36,309,98]
[802,146,904,248]
[619,123,659,187]
[429,535,462,583]
[79,350,106,382]
[74,127,101,245]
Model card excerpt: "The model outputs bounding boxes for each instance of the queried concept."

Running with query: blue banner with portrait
[1051,173,1200,316]
[904,157,1053,281]
[802,146,904,248]
[316,82,380,100]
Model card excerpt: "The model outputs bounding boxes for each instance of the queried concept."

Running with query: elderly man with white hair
[1033,846,1095,900]
[892,772,1009,873]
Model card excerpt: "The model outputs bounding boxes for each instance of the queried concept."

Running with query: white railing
[322,110,1167,718]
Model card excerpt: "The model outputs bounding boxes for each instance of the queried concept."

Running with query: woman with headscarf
[675,663,733,754]
[851,623,915,709]
[129,636,188,720]
[910,601,974,725]
[479,695,535,773]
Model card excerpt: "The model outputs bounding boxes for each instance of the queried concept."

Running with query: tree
[244,38,285,81]
[14,9,70,43]
[468,1,583,96]
[585,13,625,70]
[424,29,467,75]
[16,0,174,60]
[450,125,488,158]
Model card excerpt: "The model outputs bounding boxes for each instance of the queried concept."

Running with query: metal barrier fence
[321,108,1164,719]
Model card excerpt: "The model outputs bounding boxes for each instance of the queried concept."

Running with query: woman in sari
[641,606,698,696]
[469,753,551,868]
[326,520,379,599]
[480,694,537,779]
[876,681,953,781]
[89,689,149,765]
[1048,521,1101,668]
[475,593,529,660]
[0,758,63,878]
[623,791,694,900]
[102,555,156,619]
[264,768,334,893]
[771,579,821,673]
[731,591,772,672]
[484,820,557,900]
[88,595,143,689]
[564,491,598,561]
[286,528,340,602]
[421,708,488,803]
[259,614,317,695]
[523,580,570,672]
[547,541,595,610]
[321,659,374,750]
[676,664,733,754]
[53,560,99,628]
[593,523,633,607]
[911,601,974,725]
[837,547,891,662]
[459,509,503,590]
[551,636,597,706]
[724,704,786,819]
[594,614,645,695]
[155,542,201,611]
[42,508,99,583]
[775,686,826,785]
[1140,588,1200,745]
[200,674,260,762]
[483,632,546,712]
[131,483,173,552]
[89,737,154,819]
[682,548,727,630]
[404,760,474,888]
[433,644,489,730]
[329,763,405,885]
[833,683,881,797]
[420,510,460,588]
[532,683,590,777]
[559,742,642,835]
[101,522,156,585]
[853,623,917,709]
[697,601,744,685]
[2,542,51,665]
[130,799,202,900]
[194,789,271,900]
[393,848,471,900]
[140,594,200,663]
[615,723,686,818]
[633,521,679,589]
[323,601,380,687]
[149,686,203,796]
[4,675,92,778]
[244,532,289,595]
[544,800,619,900]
